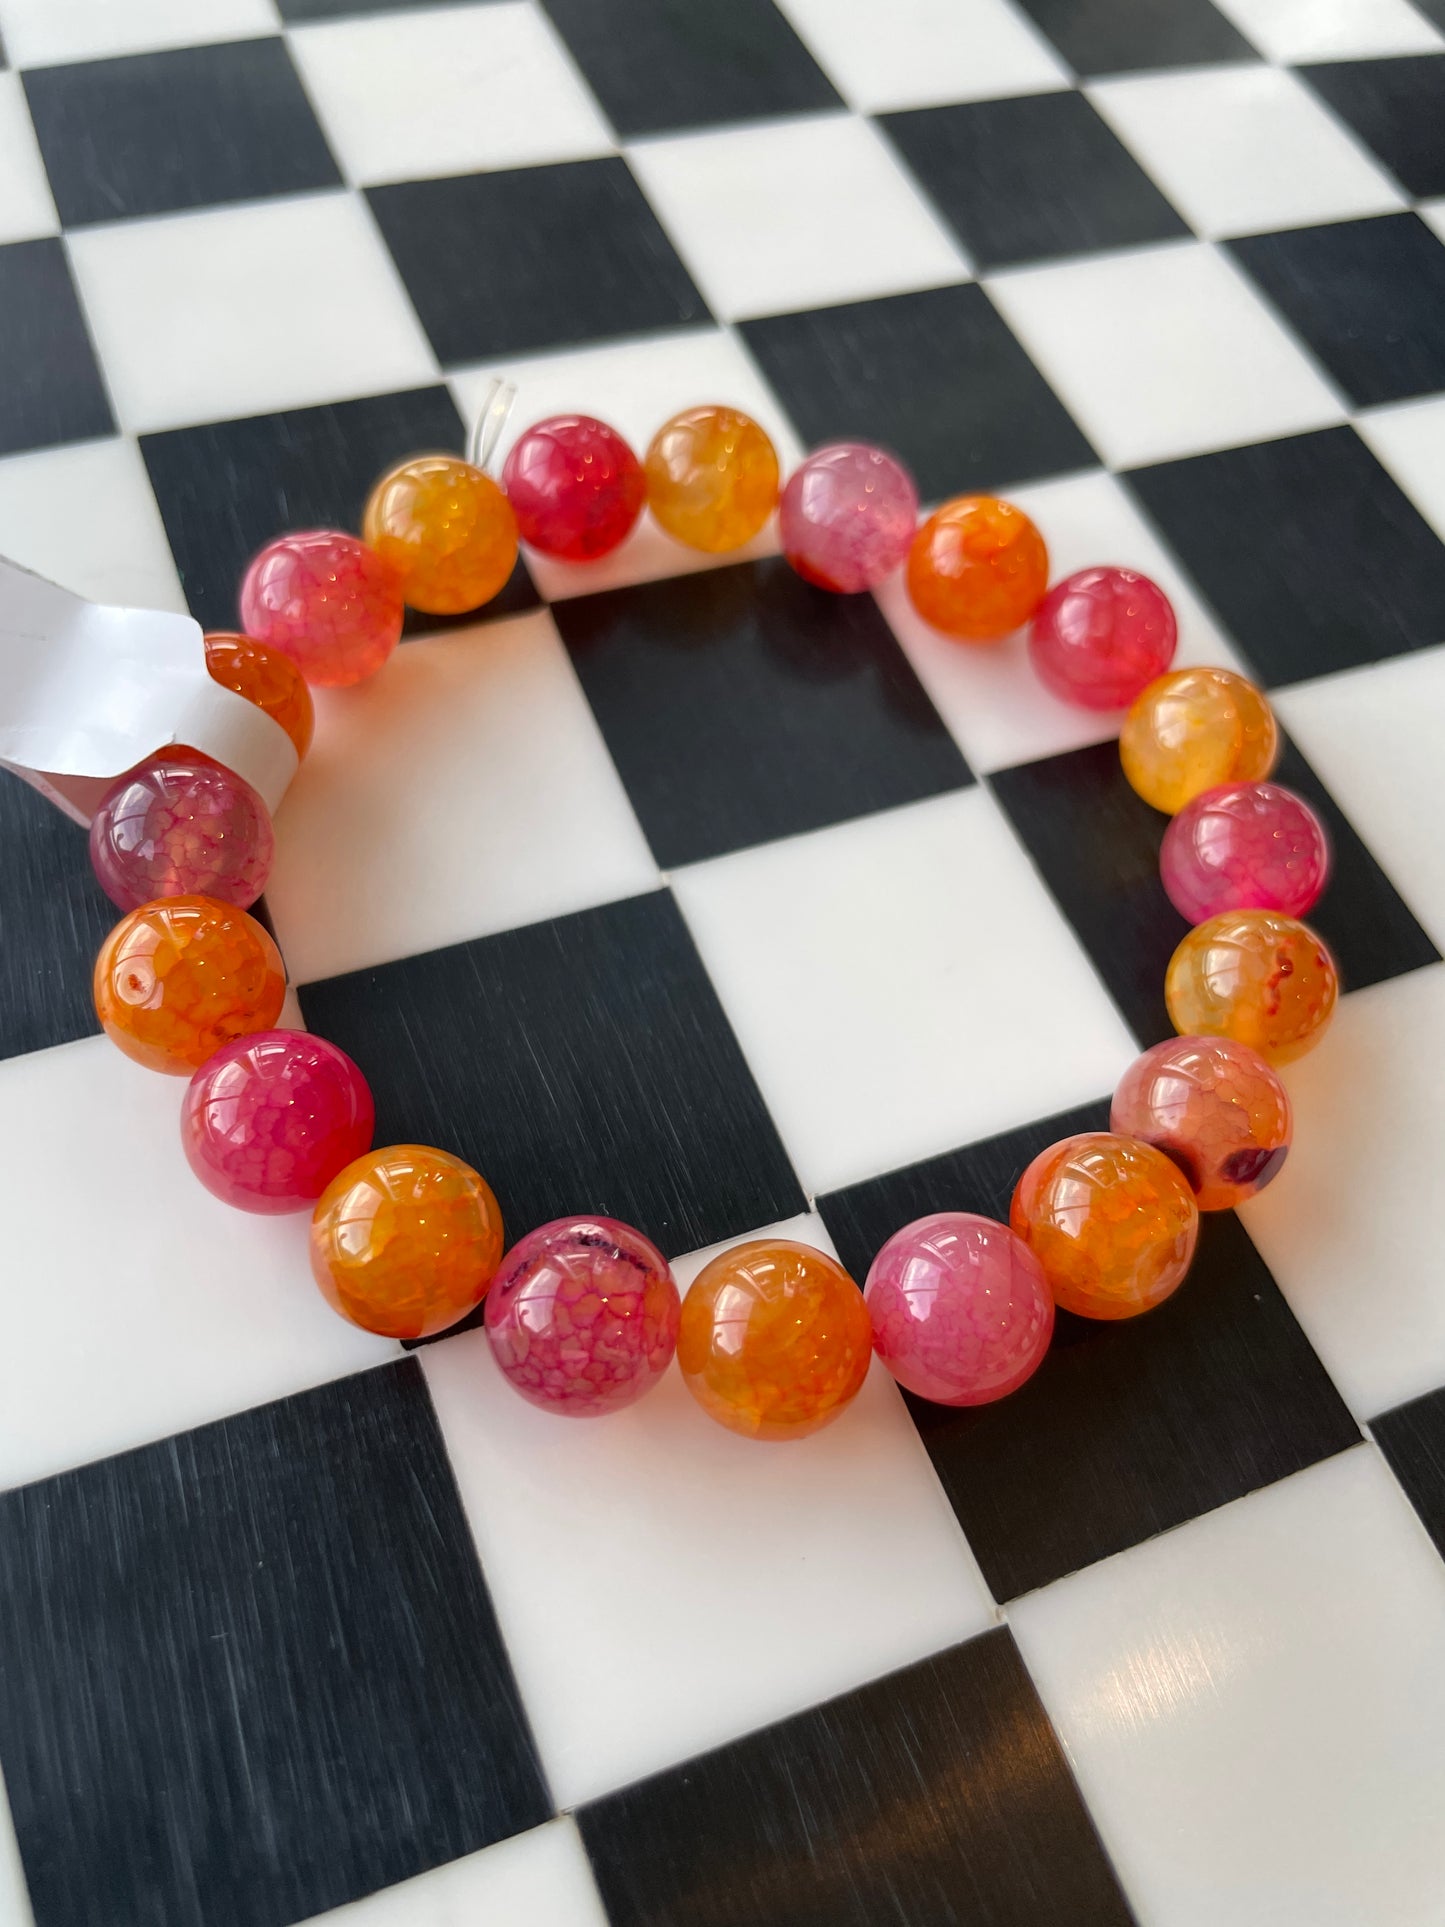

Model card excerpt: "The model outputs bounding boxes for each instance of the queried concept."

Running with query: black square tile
[0,1362,551,1927]
[882,93,1188,271]
[0,239,114,457]
[368,161,710,364]
[23,39,340,227]
[819,1102,1360,1600]
[1012,0,1256,72]
[1299,56,1445,199]
[1126,427,1445,685]
[0,772,114,1061]
[1374,1386,1445,1553]
[741,284,1097,501]
[579,1628,1134,1927]
[552,557,973,868]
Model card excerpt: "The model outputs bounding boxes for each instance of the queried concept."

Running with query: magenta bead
[779,442,919,593]
[501,416,645,561]
[864,1212,1054,1407]
[182,1031,375,1213]
[89,754,274,911]
[1028,565,1177,710]
[485,1216,680,1416]
[239,529,403,687]
[1161,780,1331,923]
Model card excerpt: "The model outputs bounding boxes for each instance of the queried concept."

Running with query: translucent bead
[1028,565,1177,710]
[239,529,403,687]
[203,631,314,759]
[362,454,518,615]
[501,414,645,560]
[779,442,918,592]
[485,1216,681,1417]
[864,1212,1053,1406]
[88,754,274,911]
[1166,909,1338,1063]
[310,1144,504,1340]
[94,896,286,1075]
[1111,1035,1292,1212]
[906,494,1048,641]
[1161,780,1330,923]
[645,405,780,554]
[1121,666,1278,815]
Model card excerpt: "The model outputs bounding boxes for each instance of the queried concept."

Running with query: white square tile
[777,0,1069,112]
[1423,198,1445,247]
[0,73,55,244]
[986,242,1344,469]
[0,437,185,614]
[423,1209,994,1808]
[66,194,436,435]
[268,610,659,985]
[671,789,1137,1196]
[1011,1447,1445,1927]
[1211,0,1443,59]
[1089,67,1404,240]
[0,1779,31,1927]
[298,1820,606,1927]
[627,114,968,322]
[290,3,612,188]
[0,0,278,65]
[1356,394,1445,546]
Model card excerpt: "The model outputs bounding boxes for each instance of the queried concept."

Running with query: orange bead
[644,405,780,553]
[1166,910,1338,1063]
[93,896,285,1075]
[1120,666,1278,815]
[310,1144,504,1340]
[677,1239,872,1441]
[906,494,1049,641]
[362,455,518,615]
[1010,1132,1199,1321]
[203,631,315,760]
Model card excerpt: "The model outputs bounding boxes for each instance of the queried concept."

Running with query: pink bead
[780,442,919,593]
[239,530,403,687]
[182,1030,375,1214]
[1028,565,1177,710]
[864,1212,1054,1407]
[501,415,645,561]
[1161,780,1331,923]
[485,1215,680,1416]
[89,754,274,910]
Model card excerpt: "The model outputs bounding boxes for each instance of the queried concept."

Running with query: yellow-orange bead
[310,1144,504,1340]
[93,896,285,1075]
[1120,666,1279,815]
[1165,910,1338,1063]
[677,1239,871,1441]
[644,405,780,553]
[906,494,1049,641]
[203,631,315,759]
[1010,1132,1199,1320]
[362,455,518,615]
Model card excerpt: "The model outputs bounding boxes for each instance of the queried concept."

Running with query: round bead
[485,1216,680,1417]
[906,495,1049,641]
[1010,1132,1199,1321]
[88,754,274,911]
[1160,780,1331,923]
[1111,1035,1292,1212]
[1028,565,1177,711]
[501,415,645,560]
[310,1144,504,1340]
[182,1030,375,1214]
[203,631,314,759]
[239,530,403,688]
[863,1212,1053,1406]
[644,405,780,554]
[1165,909,1338,1063]
[93,896,286,1075]
[1121,667,1278,815]
[779,442,918,592]
[677,1239,871,1441]
[362,454,518,615]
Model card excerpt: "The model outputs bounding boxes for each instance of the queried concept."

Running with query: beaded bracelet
[81,390,1337,1442]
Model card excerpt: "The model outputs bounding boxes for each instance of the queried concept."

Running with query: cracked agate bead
[1121,666,1278,815]
[240,529,403,687]
[864,1212,1053,1406]
[1028,565,1177,711]
[88,754,274,911]
[502,414,644,560]
[204,632,314,759]
[1161,780,1330,923]
[1111,1035,1292,1212]
[780,442,918,592]
[485,1216,680,1416]
[94,896,286,1074]
[363,454,518,615]
[906,494,1048,641]
[1166,909,1338,1063]
[183,1031,375,1214]
[645,405,779,554]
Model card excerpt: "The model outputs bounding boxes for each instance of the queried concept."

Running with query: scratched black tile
[1299,56,1445,198]
[0,770,113,1060]
[0,1362,551,1927]
[1012,0,1256,72]
[0,239,114,458]
[819,1104,1359,1600]
[1374,1387,1445,1555]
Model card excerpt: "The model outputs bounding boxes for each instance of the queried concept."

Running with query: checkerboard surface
[0,1,1443,1921]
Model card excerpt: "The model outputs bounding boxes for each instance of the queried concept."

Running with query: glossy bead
[1111,1035,1292,1212]
[677,1240,871,1441]
[501,414,645,560]
[182,1030,374,1214]
[645,405,780,554]
[485,1216,680,1417]
[1028,565,1177,711]
[94,896,285,1075]
[779,442,918,592]
[1165,910,1338,1063]
[864,1212,1053,1406]
[1161,780,1330,923]
[239,530,403,687]
[1010,1132,1199,1321]
[203,631,314,759]
[906,494,1048,641]
[88,754,274,911]
[1121,667,1279,815]
[310,1144,504,1340]
[362,454,518,615]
